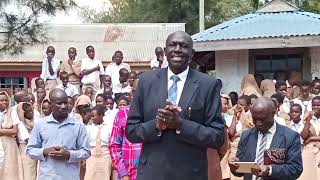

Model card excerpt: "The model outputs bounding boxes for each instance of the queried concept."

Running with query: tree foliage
[0,0,76,55]
[82,0,256,34]
[83,0,320,35]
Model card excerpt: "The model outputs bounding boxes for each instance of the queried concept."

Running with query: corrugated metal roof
[192,11,320,42]
[0,23,185,63]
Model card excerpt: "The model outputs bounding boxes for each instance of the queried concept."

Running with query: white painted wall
[310,47,320,79]
[215,50,249,94]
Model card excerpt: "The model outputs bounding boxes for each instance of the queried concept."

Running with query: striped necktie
[256,132,268,180]
[168,75,180,104]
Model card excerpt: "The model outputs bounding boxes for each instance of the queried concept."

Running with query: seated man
[229,97,302,180]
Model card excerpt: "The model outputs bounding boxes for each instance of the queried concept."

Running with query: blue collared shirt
[26,114,91,180]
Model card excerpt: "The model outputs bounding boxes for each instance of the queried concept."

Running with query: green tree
[205,0,255,28]
[301,0,320,14]
[82,0,201,34]
[82,0,320,34]
[82,0,255,34]
[0,0,76,55]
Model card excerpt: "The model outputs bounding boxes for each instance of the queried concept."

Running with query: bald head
[49,88,67,103]
[251,97,275,113]
[14,90,28,103]
[251,97,275,133]
[166,31,193,48]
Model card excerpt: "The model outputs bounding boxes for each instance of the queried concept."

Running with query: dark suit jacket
[235,123,303,180]
[125,68,225,180]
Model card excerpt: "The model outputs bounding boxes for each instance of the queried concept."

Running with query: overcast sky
[40,0,111,24]
[5,0,110,24]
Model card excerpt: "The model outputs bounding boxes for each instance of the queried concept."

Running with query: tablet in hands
[234,162,261,173]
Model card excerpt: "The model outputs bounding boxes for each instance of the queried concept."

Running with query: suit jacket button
[192,168,200,173]
[140,156,147,164]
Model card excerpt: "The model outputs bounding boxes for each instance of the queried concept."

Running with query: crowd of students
[0,45,144,180]
[1,43,320,180]
[218,71,320,180]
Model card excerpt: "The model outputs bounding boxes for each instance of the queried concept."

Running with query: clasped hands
[156,100,182,130]
[43,146,70,161]
[228,157,271,177]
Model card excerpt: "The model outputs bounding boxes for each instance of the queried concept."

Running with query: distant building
[0,23,185,89]
[192,0,320,93]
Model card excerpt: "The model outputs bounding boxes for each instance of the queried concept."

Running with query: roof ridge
[257,0,301,13]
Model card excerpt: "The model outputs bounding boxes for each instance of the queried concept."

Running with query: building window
[0,77,28,89]
[255,54,302,78]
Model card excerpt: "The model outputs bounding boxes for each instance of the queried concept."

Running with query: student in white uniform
[105,51,131,91]
[27,93,41,120]
[113,68,131,94]
[17,102,38,180]
[275,80,290,115]
[292,80,312,118]
[57,72,79,98]
[287,104,304,144]
[84,106,113,180]
[40,46,60,93]
[270,93,287,126]
[150,47,168,69]
[81,46,105,94]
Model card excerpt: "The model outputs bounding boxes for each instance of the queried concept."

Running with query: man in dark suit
[229,97,302,180]
[125,31,225,180]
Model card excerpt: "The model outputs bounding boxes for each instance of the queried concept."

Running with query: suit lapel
[248,128,259,161]
[270,123,284,148]
[178,69,199,115]
[156,68,168,107]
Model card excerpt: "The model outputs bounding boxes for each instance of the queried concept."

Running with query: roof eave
[193,35,320,52]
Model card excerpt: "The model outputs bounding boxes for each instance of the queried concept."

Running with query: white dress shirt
[104,109,118,123]
[311,115,320,135]
[281,97,291,114]
[17,117,40,143]
[86,121,114,147]
[105,62,131,90]
[57,83,79,97]
[224,113,242,132]
[113,83,132,94]
[81,58,105,87]
[253,122,277,180]
[274,116,286,126]
[292,98,312,118]
[34,110,41,120]
[289,120,304,133]
[167,66,189,105]
[150,56,168,68]
[288,120,304,144]
[40,58,60,81]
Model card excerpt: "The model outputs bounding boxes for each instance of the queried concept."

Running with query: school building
[192,0,320,93]
[0,23,185,90]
